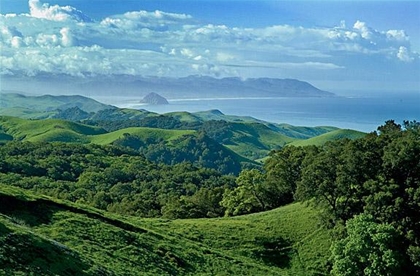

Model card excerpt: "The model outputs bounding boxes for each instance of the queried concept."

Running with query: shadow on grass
[0,194,56,226]
[0,228,100,275]
[252,236,293,268]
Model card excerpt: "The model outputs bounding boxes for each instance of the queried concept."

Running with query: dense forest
[1,116,419,275]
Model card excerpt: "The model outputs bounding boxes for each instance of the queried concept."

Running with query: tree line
[221,120,419,274]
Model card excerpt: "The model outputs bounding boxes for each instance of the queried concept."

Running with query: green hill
[0,93,113,118]
[201,121,295,160]
[0,93,356,161]
[90,127,195,145]
[0,116,106,141]
[289,129,367,146]
[0,115,363,163]
[0,185,331,275]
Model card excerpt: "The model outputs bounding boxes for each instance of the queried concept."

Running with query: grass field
[0,184,332,275]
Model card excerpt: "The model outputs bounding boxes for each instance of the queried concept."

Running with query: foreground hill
[0,185,331,275]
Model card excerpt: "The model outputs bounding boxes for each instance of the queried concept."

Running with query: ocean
[97,92,420,133]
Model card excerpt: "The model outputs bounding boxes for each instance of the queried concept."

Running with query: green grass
[289,129,367,146]
[0,107,56,119]
[222,122,295,159]
[193,109,262,123]
[0,115,363,163]
[0,185,332,275]
[90,127,196,145]
[0,93,112,116]
[165,111,203,123]
[28,129,91,143]
[136,203,331,275]
[0,116,106,141]
[274,124,339,139]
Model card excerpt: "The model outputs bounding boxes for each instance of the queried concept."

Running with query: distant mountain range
[2,74,334,98]
[79,75,335,98]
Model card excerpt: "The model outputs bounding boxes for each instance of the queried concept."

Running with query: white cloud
[29,0,92,22]
[60,27,75,47]
[353,20,372,39]
[0,0,418,82]
[386,30,409,42]
[100,10,192,31]
[397,46,414,62]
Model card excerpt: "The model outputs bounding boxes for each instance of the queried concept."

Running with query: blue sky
[1,0,419,93]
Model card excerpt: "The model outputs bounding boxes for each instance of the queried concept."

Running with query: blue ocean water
[111,93,420,132]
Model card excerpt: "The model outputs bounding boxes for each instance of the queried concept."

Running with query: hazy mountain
[83,75,335,98]
[1,74,334,98]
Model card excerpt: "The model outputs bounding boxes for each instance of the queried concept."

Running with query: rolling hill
[0,92,114,118]
[90,127,195,145]
[0,184,331,275]
[289,129,367,146]
[0,115,365,164]
[0,116,106,142]
[0,93,367,165]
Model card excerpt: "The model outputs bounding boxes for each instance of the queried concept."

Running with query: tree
[264,145,313,206]
[221,169,266,216]
[330,214,403,276]
[296,138,375,224]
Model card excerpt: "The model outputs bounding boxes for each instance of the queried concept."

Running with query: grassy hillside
[0,116,106,141]
[90,127,195,145]
[0,115,364,162]
[0,185,331,275]
[290,129,367,146]
[223,122,295,160]
[274,124,338,139]
[0,93,113,118]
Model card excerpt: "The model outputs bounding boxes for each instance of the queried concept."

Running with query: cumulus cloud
[29,0,92,22]
[397,46,414,62]
[0,0,418,81]
[353,20,372,39]
[100,10,192,31]
[60,27,75,47]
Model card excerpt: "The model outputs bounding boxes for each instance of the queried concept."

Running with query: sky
[0,0,419,94]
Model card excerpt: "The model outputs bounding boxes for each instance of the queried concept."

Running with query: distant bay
[96,92,420,133]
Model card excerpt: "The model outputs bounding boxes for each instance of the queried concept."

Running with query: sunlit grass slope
[137,203,331,275]
[274,124,338,139]
[289,129,367,146]
[90,127,195,145]
[222,122,295,159]
[0,116,106,141]
[0,185,331,276]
